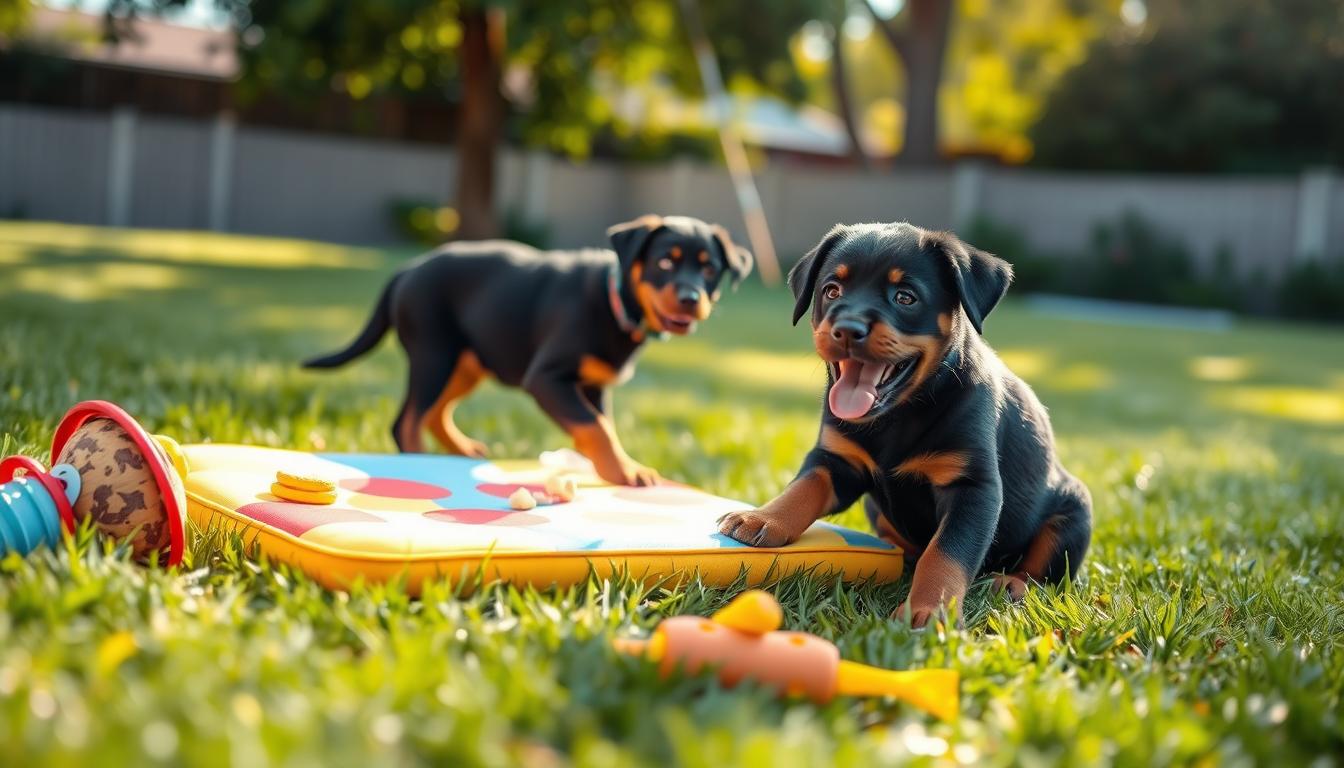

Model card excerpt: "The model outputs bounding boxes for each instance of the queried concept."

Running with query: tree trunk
[828,22,869,167]
[454,5,503,239]
[895,0,951,166]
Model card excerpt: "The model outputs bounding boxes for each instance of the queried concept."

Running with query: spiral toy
[0,401,187,566]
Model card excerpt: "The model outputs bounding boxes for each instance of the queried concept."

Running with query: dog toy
[614,590,958,719]
[0,401,187,565]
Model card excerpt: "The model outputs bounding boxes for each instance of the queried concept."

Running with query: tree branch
[860,0,909,61]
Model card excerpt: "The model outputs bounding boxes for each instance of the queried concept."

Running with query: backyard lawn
[1,221,1342,766]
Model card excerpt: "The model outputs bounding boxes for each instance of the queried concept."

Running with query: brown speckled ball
[56,418,176,561]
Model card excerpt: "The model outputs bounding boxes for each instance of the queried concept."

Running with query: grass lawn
[1,221,1342,766]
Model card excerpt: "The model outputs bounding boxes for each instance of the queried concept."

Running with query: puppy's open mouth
[652,307,697,334]
[826,356,918,420]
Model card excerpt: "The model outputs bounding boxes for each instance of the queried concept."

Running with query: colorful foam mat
[182,444,903,593]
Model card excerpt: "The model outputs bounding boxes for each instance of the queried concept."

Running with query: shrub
[1277,259,1344,323]
[388,202,550,249]
[964,215,1062,294]
[1084,210,1209,305]
[388,199,460,245]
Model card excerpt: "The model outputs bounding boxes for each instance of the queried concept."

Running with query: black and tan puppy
[304,215,752,486]
[719,222,1091,626]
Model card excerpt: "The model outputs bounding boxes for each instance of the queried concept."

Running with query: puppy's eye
[657,257,675,271]
[822,283,842,301]
[701,266,717,281]
[895,289,917,306]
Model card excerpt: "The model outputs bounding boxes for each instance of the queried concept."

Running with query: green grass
[1,221,1342,766]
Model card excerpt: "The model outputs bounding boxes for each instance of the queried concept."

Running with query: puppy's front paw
[593,456,661,487]
[991,572,1029,602]
[718,510,803,548]
[892,601,938,629]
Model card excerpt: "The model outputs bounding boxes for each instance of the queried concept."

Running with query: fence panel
[981,170,1301,275]
[132,115,212,230]
[231,127,455,244]
[0,105,110,225]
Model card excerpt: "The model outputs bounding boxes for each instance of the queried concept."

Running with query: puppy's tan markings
[698,250,710,264]
[893,321,953,403]
[1020,514,1065,579]
[819,425,878,474]
[631,262,666,334]
[718,468,835,547]
[578,355,625,386]
[894,451,968,487]
[991,573,1029,601]
[834,264,850,280]
[866,322,906,359]
[670,246,682,260]
[897,542,970,627]
[871,514,923,558]
[569,415,659,487]
[422,350,490,457]
[889,267,905,284]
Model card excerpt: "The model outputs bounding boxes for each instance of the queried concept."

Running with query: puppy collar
[607,265,666,341]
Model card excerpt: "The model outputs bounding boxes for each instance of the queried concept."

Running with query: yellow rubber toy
[274,471,336,493]
[615,590,959,720]
[269,482,336,505]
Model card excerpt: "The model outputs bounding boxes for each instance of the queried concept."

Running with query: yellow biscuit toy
[271,471,337,504]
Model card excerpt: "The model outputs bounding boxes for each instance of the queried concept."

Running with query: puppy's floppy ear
[928,231,1013,334]
[710,225,753,287]
[607,214,664,268]
[789,225,848,325]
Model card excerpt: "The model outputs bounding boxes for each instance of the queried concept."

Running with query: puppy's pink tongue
[828,360,881,420]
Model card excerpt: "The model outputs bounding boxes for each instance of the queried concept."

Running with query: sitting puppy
[719,222,1091,625]
[305,215,752,486]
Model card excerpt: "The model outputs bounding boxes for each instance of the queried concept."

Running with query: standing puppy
[304,215,752,486]
[719,222,1091,625]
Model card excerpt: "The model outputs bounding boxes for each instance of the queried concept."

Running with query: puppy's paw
[991,572,1029,602]
[458,439,490,459]
[594,457,661,487]
[625,462,662,487]
[717,510,803,548]
[892,601,938,629]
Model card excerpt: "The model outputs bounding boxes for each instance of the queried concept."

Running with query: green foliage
[502,208,551,249]
[388,200,551,247]
[1277,259,1344,323]
[2,223,1344,765]
[1084,211,1212,305]
[0,0,30,38]
[963,215,1061,293]
[185,0,823,158]
[388,199,461,245]
[967,211,1344,322]
[1031,0,1344,172]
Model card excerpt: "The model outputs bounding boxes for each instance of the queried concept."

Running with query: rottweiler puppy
[719,222,1091,626]
[304,215,752,486]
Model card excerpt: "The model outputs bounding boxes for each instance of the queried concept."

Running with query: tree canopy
[1031,0,1344,172]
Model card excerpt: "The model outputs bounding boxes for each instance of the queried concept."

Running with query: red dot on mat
[239,503,383,538]
[475,482,546,499]
[424,508,513,525]
[339,477,451,499]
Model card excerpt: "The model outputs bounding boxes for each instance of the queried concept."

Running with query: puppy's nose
[831,318,869,344]
[676,287,702,310]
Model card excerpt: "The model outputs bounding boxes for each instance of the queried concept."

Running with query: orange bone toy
[614,590,959,719]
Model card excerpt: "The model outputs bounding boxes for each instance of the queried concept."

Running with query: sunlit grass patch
[1,225,1342,766]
